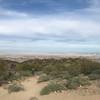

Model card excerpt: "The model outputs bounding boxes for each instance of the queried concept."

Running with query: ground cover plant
[0,58,100,94]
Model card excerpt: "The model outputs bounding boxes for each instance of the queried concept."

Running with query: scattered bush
[67,78,79,89]
[40,82,66,95]
[65,64,82,76]
[8,83,24,93]
[91,70,100,75]
[0,57,100,95]
[89,74,100,80]
[59,71,72,79]
[81,59,100,74]
[88,70,100,80]
[38,74,51,83]
[20,71,32,77]
[67,75,90,89]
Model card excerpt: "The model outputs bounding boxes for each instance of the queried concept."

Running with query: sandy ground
[0,53,100,62]
[0,77,100,100]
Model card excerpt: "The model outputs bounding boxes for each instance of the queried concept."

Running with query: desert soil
[0,77,100,100]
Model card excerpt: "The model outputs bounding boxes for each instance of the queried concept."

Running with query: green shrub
[20,71,32,77]
[38,74,51,83]
[89,74,100,80]
[8,83,24,93]
[81,59,100,74]
[0,73,9,81]
[65,64,81,76]
[60,71,72,79]
[40,82,66,95]
[88,70,100,80]
[0,57,100,91]
[67,78,80,89]
[92,70,100,74]
[67,75,90,89]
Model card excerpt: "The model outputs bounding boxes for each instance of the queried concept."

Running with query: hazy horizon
[0,0,100,53]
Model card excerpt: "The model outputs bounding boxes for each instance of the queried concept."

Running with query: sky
[0,0,100,54]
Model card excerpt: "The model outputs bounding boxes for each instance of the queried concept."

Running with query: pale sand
[0,53,100,62]
[0,77,100,100]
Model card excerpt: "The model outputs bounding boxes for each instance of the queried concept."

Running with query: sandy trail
[0,77,45,100]
[0,77,100,100]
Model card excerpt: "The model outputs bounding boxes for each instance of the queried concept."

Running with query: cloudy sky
[0,0,100,54]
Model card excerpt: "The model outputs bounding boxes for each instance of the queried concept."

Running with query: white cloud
[0,15,100,39]
[0,0,100,40]
[0,0,100,53]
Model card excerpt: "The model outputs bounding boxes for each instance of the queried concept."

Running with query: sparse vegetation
[66,75,90,89]
[88,69,100,80]
[38,74,51,83]
[8,83,24,93]
[0,58,100,95]
[40,82,66,95]
[20,70,33,77]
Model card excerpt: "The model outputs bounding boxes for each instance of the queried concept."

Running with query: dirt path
[0,77,46,100]
[0,77,100,100]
